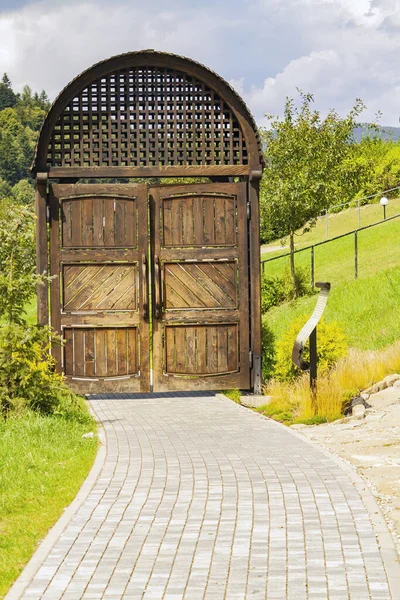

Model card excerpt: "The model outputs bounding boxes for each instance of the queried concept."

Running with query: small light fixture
[380,196,388,219]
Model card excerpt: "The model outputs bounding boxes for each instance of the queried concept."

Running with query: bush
[261,319,276,381]
[274,316,347,382]
[0,323,88,420]
[261,266,313,312]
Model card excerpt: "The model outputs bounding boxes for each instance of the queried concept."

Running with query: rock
[361,392,370,401]
[384,374,400,386]
[352,404,366,419]
[393,380,400,389]
[240,395,273,408]
[82,432,95,438]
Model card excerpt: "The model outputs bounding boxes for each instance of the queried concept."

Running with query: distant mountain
[354,124,400,141]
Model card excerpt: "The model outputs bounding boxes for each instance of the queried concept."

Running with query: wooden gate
[49,182,250,392]
[34,51,264,393]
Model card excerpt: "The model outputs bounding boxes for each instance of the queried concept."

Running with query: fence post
[310,246,315,288]
[354,230,358,279]
[358,199,361,229]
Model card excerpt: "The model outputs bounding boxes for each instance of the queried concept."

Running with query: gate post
[36,172,48,326]
[249,169,263,394]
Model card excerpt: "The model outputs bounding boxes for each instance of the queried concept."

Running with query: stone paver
[8,392,400,599]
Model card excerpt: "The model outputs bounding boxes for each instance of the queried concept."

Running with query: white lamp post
[380,196,388,220]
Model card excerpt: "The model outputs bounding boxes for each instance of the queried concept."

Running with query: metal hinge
[249,350,253,368]
[46,205,51,223]
[247,201,251,220]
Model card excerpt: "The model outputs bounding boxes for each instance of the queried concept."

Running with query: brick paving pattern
[17,393,395,599]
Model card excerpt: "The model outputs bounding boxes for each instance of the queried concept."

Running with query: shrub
[261,319,276,381]
[274,316,348,382]
[0,323,88,420]
[261,266,313,312]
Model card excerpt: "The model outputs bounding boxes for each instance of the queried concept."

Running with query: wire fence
[261,213,400,288]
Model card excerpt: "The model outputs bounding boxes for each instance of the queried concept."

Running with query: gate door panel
[49,184,150,393]
[151,183,250,391]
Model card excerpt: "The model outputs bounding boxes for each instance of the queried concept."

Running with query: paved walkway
[8,393,400,599]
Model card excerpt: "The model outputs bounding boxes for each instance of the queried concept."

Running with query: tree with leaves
[260,91,365,296]
[0,73,17,111]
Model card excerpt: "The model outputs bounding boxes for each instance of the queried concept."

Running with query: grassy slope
[261,196,400,254]
[0,413,98,598]
[264,217,400,350]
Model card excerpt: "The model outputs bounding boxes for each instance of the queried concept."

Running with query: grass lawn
[263,216,400,351]
[0,412,98,598]
[261,196,400,254]
[262,216,400,291]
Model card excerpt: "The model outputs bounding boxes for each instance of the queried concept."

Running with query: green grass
[262,216,400,291]
[0,412,98,598]
[261,196,400,254]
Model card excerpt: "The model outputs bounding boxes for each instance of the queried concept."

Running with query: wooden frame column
[36,172,48,326]
[249,169,263,394]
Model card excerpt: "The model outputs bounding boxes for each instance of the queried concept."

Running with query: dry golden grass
[261,340,400,423]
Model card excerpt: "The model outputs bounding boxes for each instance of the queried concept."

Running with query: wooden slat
[103,199,115,246]
[186,327,196,373]
[217,326,228,372]
[203,197,215,244]
[214,196,225,244]
[182,196,194,246]
[127,328,137,374]
[81,199,94,246]
[74,329,85,376]
[124,199,137,247]
[174,327,185,372]
[48,165,251,179]
[196,326,207,373]
[170,199,182,246]
[224,197,236,245]
[192,197,204,245]
[165,327,176,373]
[207,326,218,373]
[85,329,95,377]
[64,329,73,375]
[227,325,238,372]
[93,198,104,246]
[117,329,128,375]
[36,178,48,326]
[62,201,73,247]
[70,200,82,246]
[95,329,107,377]
[106,329,117,376]
[163,200,172,247]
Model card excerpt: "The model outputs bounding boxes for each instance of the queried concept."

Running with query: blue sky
[1,0,400,126]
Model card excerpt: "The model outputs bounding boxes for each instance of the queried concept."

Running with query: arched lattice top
[33,51,263,175]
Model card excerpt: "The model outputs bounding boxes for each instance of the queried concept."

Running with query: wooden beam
[249,177,262,394]
[35,173,48,326]
[48,165,251,180]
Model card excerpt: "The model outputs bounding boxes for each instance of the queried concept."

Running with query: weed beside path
[0,412,98,598]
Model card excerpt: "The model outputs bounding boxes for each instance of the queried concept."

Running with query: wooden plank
[70,200,82,246]
[124,199,136,247]
[103,198,115,246]
[48,164,251,179]
[49,189,62,370]
[163,200,172,247]
[127,328,137,374]
[165,327,175,373]
[81,199,94,246]
[217,326,228,372]
[95,329,107,377]
[186,327,196,373]
[170,198,182,246]
[203,197,215,244]
[36,177,48,326]
[117,329,128,375]
[61,201,73,247]
[196,262,236,305]
[224,197,236,245]
[195,326,207,374]
[174,327,185,372]
[182,196,194,246]
[74,328,85,376]
[114,199,125,246]
[214,196,226,245]
[106,329,117,376]
[207,326,218,373]
[85,329,95,377]
[192,197,204,245]
[60,248,137,262]
[93,198,104,246]
[227,325,238,372]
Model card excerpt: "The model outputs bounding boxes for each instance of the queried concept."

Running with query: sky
[0,0,400,126]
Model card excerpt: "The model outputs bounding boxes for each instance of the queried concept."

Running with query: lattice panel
[164,261,237,309]
[164,324,239,375]
[48,67,248,168]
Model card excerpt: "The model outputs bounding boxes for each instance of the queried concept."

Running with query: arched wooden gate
[33,51,264,394]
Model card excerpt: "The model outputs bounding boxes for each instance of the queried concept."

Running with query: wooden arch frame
[32,50,264,177]
[34,51,263,393]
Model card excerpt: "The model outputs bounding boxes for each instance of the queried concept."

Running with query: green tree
[260,92,365,295]
[0,73,17,111]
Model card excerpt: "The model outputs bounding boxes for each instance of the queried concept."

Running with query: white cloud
[1,0,400,125]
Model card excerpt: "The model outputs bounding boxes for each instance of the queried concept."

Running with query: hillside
[263,216,400,351]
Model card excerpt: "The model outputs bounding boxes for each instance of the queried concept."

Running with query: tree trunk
[289,232,299,298]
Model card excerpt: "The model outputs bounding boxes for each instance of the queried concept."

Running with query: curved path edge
[249,400,400,598]
[5,427,107,600]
